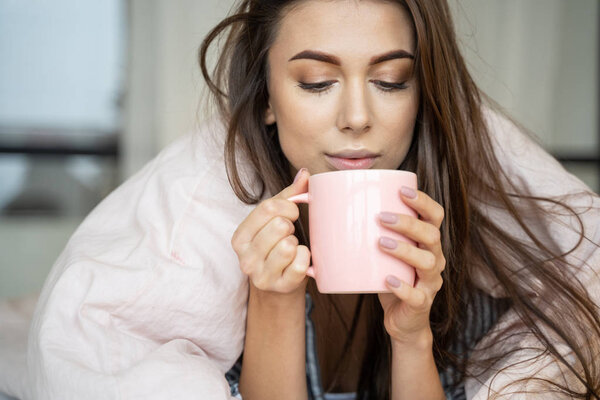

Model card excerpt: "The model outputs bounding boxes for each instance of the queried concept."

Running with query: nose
[336,78,371,134]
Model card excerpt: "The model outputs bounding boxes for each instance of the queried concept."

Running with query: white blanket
[2,111,598,399]
[26,117,257,400]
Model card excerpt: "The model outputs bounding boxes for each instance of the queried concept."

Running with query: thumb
[276,168,310,200]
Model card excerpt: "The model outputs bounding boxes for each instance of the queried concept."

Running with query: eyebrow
[288,49,414,66]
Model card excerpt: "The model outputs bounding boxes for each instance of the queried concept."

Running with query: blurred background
[0,0,598,300]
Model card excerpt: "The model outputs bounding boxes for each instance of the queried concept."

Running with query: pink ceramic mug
[288,169,417,293]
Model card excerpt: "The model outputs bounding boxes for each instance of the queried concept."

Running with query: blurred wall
[122,0,235,177]
[451,0,598,152]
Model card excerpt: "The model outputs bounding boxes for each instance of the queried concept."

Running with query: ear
[264,102,276,125]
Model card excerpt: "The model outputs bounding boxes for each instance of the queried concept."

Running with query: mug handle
[286,192,315,278]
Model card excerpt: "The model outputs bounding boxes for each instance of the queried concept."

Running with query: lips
[328,149,379,159]
[325,149,379,170]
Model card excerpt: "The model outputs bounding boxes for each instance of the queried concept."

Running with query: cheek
[275,113,322,169]
[375,92,419,163]
[271,84,333,166]
[277,125,321,169]
[275,82,335,129]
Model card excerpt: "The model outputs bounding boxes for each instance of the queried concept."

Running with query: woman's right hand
[231,168,311,295]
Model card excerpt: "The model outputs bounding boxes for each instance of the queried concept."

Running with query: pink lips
[325,154,378,170]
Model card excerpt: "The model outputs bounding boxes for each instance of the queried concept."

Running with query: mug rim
[309,168,416,179]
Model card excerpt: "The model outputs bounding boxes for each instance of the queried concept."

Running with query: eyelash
[297,80,408,95]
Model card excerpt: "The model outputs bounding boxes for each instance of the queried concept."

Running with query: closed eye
[297,80,336,93]
[374,80,408,91]
[297,80,408,94]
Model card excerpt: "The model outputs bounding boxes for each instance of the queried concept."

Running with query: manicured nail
[379,236,397,249]
[386,275,401,288]
[378,212,397,224]
[400,186,417,199]
[293,168,306,184]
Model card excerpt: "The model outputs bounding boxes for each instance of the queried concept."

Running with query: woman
[25,1,599,399]
[198,0,600,399]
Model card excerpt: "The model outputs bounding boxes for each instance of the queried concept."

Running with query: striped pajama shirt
[226,289,511,399]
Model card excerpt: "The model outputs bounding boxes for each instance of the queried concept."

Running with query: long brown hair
[198,0,600,398]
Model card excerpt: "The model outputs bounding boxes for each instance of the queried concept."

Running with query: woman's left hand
[377,187,446,344]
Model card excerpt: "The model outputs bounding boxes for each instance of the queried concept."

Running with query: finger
[279,245,311,292]
[378,236,439,280]
[231,198,299,251]
[399,187,445,229]
[231,169,309,250]
[378,213,442,254]
[385,275,428,311]
[252,215,295,257]
[263,234,298,276]
[274,167,310,201]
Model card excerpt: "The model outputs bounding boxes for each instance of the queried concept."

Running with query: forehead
[271,0,415,60]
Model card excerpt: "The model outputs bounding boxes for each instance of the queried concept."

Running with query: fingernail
[386,275,401,288]
[400,186,417,199]
[378,212,397,224]
[379,236,397,249]
[293,168,306,184]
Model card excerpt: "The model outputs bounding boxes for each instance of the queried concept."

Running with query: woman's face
[265,0,420,176]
